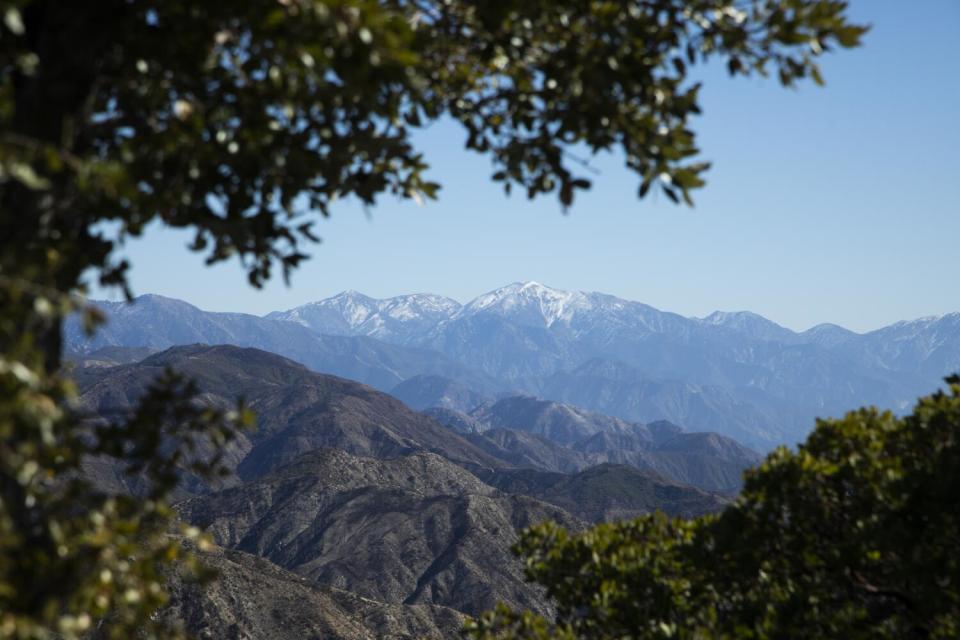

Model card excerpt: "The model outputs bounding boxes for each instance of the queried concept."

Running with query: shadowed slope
[76,345,508,488]
[177,449,582,616]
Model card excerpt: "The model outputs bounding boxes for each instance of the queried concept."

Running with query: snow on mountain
[455,282,696,339]
[857,312,960,376]
[267,291,462,343]
[457,281,590,328]
[274,282,804,345]
[74,286,960,449]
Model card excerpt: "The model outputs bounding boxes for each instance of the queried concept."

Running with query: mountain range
[62,285,960,636]
[68,282,960,449]
[419,396,758,493]
[74,345,744,636]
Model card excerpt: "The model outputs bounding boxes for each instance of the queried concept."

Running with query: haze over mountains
[418,396,757,494]
[69,282,960,450]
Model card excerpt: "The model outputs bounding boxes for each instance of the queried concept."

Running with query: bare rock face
[161,545,466,640]
[177,449,583,617]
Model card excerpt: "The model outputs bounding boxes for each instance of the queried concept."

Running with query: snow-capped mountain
[457,281,590,328]
[854,312,960,380]
[267,291,461,344]
[455,281,698,337]
[66,284,960,450]
[264,283,959,447]
[277,281,715,345]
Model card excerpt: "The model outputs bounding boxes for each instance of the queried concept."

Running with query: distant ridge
[68,285,960,448]
[427,395,759,494]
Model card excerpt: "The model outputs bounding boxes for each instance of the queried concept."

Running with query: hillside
[72,343,743,634]
[161,543,466,639]
[478,463,728,522]
[177,449,582,616]
[76,344,507,488]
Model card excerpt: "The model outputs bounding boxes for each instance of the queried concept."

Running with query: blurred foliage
[467,378,960,639]
[0,0,863,637]
[0,281,252,639]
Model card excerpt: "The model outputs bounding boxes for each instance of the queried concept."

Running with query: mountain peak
[699,310,796,342]
[461,282,586,328]
[799,322,859,348]
[515,280,550,292]
[334,288,372,299]
[125,293,201,309]
[267,291,461,341]
[483,281,569,296]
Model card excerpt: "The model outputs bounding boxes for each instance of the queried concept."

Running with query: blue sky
[100,0,960,332]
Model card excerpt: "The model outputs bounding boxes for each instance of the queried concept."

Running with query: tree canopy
[1,0,865,293]
[0,1,864,637]
[467,378,960,639]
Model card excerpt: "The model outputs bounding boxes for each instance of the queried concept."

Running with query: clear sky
[98,0,960,333]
